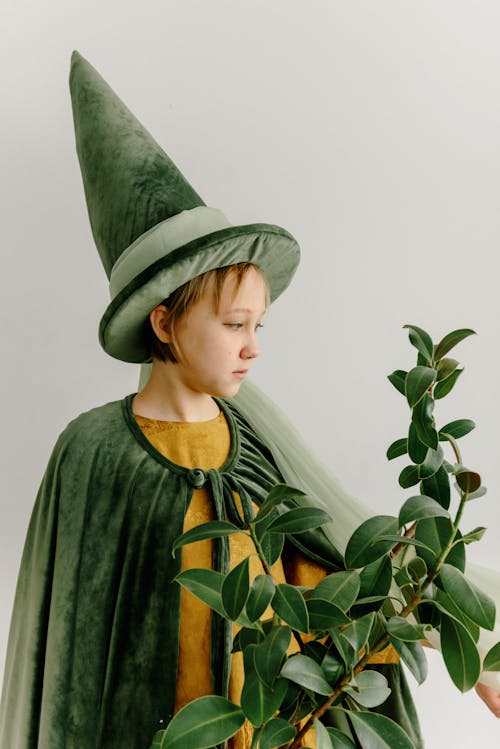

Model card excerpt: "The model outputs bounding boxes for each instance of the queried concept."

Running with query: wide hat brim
[100,220,300,363]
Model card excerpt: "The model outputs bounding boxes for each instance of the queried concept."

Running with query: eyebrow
[224,307,267,316]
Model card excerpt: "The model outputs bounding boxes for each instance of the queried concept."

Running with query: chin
[210,382,242,399]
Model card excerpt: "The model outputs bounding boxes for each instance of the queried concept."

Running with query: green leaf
[259,718,296,749]
[395,558,427,587]
[398,465,420,489]
[455,469,481,494]
[148,731,165,749]
[306,598,350,630]
[466,486,487,501]
[483,642,500,672]
[440,614,481,691]
[461,526,487,544]
[222,557,250,620]
[175,569,226,617]
[255,483,306,524]
[159,695,244,749]
[414,517,465,572]
[418,446,444,480]
[245,574,276,622]
[325,727,356,749]
[390,639,428,685]
[353,595,388,607]
[409,556,428,581]
[342,613,375,652]
[329,629,357,669]
[388,369,407,396]
[436,357,459,381]
[440,564,495,630]
[375,535,435,555]
[344,670,392,708]
[407,423,427,465]
[241,669,288,726]
[345,516,399,569]
[394,566,415,587]
[434,328,476,361]
[172,520,241,555]
[421,466,451,509]
[403,324,434,364]
[398,495,450,527]
[321,651,344,685]
[352,556,392,616]
[405,366,437,408]
[434,368,463,399]
[348,709,417,749]
[255,512,284,567]
[433,590,480,641]
[310,570,361,611]
[386,616,432,642]
[411,394,438,449]
[439,419,475,441]
[266,507,331,534]
[359,556,392,598]
[232,626,263,653]
[254,626,291,687]
[386,437,408,460]
[314,719,335,749]
[280,654,333,695]
[277,680,301,716]
[272,584,309,632]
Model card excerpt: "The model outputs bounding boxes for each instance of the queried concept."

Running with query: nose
[242,330,260,360]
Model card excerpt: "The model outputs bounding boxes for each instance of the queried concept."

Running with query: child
[0,51,498,749]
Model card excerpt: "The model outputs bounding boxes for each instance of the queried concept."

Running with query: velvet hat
[69,51,300,363]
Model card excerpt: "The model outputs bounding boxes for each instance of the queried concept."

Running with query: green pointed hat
[69,51,300,363]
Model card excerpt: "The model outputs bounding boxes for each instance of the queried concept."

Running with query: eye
[255,323,264,331]
[225,323,243,330]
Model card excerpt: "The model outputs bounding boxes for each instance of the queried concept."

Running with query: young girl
[0,51,498,749]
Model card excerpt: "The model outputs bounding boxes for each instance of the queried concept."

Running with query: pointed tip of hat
[69,50,93,83]
[70,50,83,69]
[69,49,205,278]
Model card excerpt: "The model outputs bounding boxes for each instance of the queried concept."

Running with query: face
[161,267,267,399]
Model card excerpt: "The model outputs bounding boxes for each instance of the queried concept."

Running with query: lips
[233,370,249,377]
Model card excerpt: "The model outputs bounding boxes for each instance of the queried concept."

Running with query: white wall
[1,1,499,745]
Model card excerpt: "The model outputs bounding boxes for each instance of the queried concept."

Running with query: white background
[1,1,499,745]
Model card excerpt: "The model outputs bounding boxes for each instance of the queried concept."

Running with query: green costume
[0,397,327,747]
[0,52,425,749]
[0,396,422,749]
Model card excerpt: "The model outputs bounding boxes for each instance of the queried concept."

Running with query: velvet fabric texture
[69,52,300,363]
[0,396,423,749]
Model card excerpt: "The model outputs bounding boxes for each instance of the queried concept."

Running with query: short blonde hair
[145,262,270,363]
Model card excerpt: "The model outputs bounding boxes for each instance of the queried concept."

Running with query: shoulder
[53,398,130,458]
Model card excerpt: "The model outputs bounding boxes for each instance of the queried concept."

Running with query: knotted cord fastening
[186,467,207,489]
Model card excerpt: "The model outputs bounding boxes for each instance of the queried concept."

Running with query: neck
[132,359,220,422]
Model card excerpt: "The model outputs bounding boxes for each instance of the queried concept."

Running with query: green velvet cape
[0,395,422,749]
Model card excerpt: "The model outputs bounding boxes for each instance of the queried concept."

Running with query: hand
[475,682,500,717]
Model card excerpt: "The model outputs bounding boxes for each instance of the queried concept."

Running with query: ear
[149,305,172,344]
